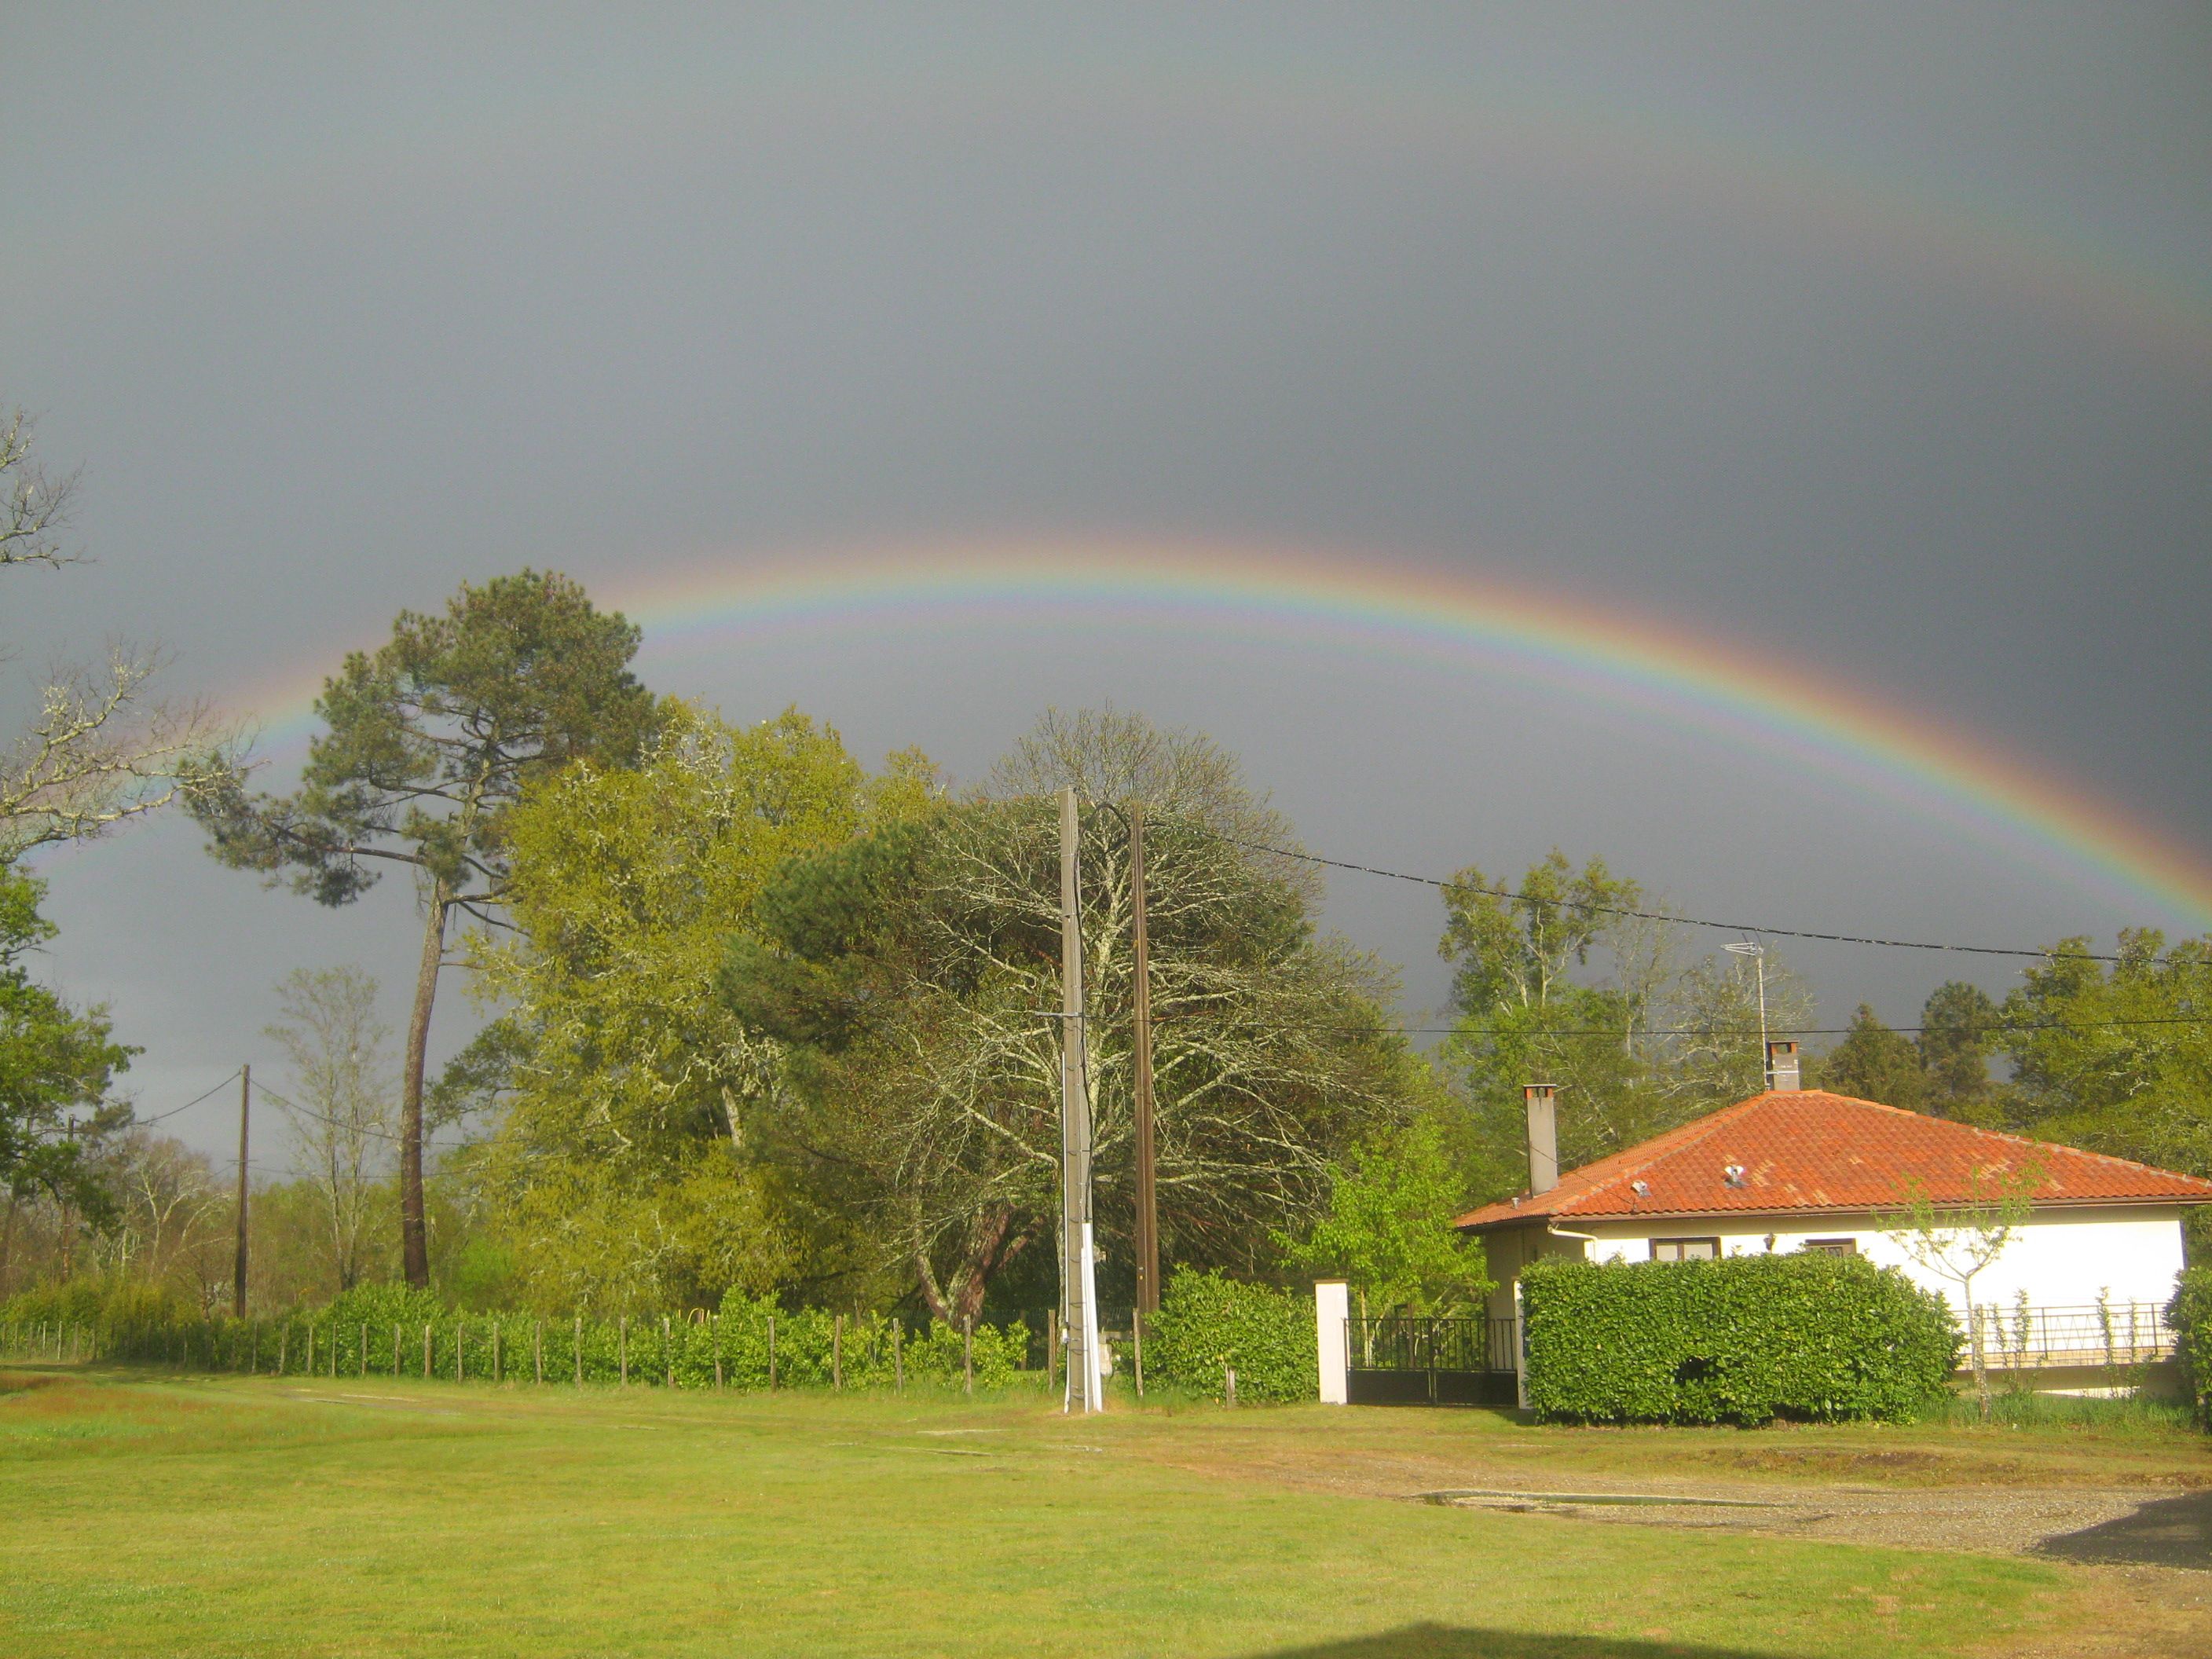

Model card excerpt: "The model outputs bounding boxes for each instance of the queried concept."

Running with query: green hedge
[1146,1268,1316,1403]
[1521,1253,1959,1426]
[0,1280,1028,1394]
[2170,1266,2212,1431]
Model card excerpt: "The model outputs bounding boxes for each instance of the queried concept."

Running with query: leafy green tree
[467,703,920,1313]
[1437,852,1652,1170]
[0,861,134,1220]
[1917,981,2000,1120]
[725,709,1414,1323]
[1998,931,2212,1179]
[1276,1119,1491,1317]
[1815,1005,1927,1110]
[183,571,656,1285]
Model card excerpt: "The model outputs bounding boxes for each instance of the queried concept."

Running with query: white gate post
[1316,1281,1349,1404]
[1513,1280,1529,1411]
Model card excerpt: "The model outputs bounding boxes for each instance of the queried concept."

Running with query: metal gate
[1345,1316,1518,1406]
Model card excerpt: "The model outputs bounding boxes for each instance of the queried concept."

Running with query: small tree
[1880,1166,2042,1419]
[1278,1119,1491,1322]
[265,967,394,1293]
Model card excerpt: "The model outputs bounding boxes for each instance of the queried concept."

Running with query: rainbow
[225,539,2212,928]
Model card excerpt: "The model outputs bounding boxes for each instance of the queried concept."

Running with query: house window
[1803,1238,1857,1257]
[1650,1237,1719,1262]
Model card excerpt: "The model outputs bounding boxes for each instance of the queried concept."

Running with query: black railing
[1343,1315,1518,1406]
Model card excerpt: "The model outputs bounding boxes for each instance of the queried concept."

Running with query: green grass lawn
[0,1365,2088,1659]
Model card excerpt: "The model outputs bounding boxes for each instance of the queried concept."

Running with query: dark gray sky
[5,5,2208,1162]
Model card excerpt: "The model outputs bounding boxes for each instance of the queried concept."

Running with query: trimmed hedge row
[1147,1268,1316,1402]
[2171,1266,2212,1431]
[1521,1253,1958,1426]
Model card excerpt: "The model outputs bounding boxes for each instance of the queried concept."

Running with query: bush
[2170,1266,2212,1431]
[1147,1268,1316,1403]
[1521,1253,1959,1426]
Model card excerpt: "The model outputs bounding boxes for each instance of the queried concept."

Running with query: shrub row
[1145,1268,1316,1402]
[2171,1266,2212,1431]
[1520,1253,1959,1426]
[0,1279,1027,1393]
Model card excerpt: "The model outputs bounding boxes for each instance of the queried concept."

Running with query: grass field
[0,1363,2193,1658]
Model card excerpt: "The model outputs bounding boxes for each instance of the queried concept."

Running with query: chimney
[1525,1083,1559,1194]
[1765,1039,1801,1093]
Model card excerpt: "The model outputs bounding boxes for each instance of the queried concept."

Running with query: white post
[1512,1279,1529,1411]
[1315,1281,1349,1404]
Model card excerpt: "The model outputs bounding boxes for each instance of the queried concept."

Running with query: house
[1452,1042,2212,1390]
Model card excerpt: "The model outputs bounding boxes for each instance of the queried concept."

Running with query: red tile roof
[1454,1090,2212,1230]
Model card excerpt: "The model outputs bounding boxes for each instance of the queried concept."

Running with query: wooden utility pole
[1130,803,1159,1320]
[233,1065,251,1317]
[1058,787,1101,1412]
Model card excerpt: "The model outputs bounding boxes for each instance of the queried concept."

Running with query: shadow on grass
[2036,1489,2212,1571]
[1243,1626,1795,1658]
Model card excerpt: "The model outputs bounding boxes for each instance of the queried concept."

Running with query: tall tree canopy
[467,704,925,1313]
[185,570,656,1284]
[723,709,1415,1322]
[1815,1005,1928,1110]
[1437,851,1812,1190]
[1999,931,2212,1180]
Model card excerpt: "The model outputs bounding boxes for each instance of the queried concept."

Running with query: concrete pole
[1059,787,1101,1412]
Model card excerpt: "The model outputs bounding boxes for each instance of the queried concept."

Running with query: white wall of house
[1551,1204,2191,1313]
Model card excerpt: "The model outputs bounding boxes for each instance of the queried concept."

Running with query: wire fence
[0,1304,1173,1399]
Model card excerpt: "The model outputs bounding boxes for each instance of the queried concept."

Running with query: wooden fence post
[305,1323,314,1376]
[893,1319,903,1394]
[1132,1309,1144,1401]
[423,1322,431,1380]
[279,1324,287,1375]
[456,1321,463,1383]
[618,1317,628,1386]
[767,1316,777,1391]
[833,1314,842,1391]
[574,1316,583,1387]
[534,1320,544,1386]
[391,1324,400,1377]
[1224,1366,1236,1408]
[330,1324,338,1379]
[964,1317,976,1397]
[1047,1310,1058,1394]
[359,1324,368,1379]
[712,1313,723,1392]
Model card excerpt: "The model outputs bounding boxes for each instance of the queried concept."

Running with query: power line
[1163,1014,2212,1038]
[133,1068,244,1126]
[1195,826,2182,966]
[250,1080,468,1153]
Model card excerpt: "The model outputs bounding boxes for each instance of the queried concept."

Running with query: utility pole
[1726,942,1769,1087]
[1130,802,1159,1321]
[1058,787,1101,1413]
[233,1064,251,1317]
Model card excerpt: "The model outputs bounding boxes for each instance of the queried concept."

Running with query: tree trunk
[398,883,449,1287]
[1966,1291,1991,1422]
